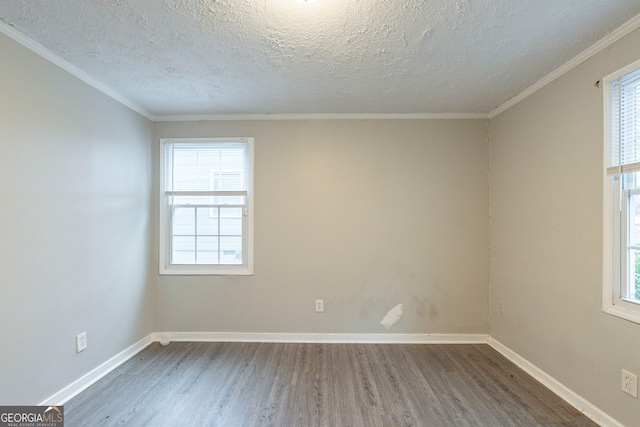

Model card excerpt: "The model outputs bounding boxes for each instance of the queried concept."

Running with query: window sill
[159,265,253,276]
[603,304,640,325]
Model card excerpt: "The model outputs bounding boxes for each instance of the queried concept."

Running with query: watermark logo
[0,406,63,427]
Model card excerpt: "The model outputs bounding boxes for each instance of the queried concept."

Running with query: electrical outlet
[622,369,638,398]
[498,300,504,314]
[315,299,324,313]
[76,332,87,353]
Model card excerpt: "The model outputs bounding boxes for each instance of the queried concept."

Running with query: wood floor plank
[402,345,505,426]
[372,344,451,426]
[64,342,598,427]
[471,344,590,424]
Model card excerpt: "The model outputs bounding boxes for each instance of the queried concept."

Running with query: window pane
[611,68,640,169]
[630,194,640,247]
[628,249,640,303]
[168,144,247,192]
[220,236,242,264]
[197,236,219,264]
[172,236,195,264]
[220,218,242,235]
[197,207,218,236]
[220,207,242,235]
[173,207,195,235]
[635,250,640,302]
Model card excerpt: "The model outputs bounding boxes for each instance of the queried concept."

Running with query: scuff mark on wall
[380,303,404,329]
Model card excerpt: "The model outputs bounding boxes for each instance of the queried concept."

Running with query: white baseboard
[42,332,620,427]
[37,332,486,406]
[153,332,489,344]
[487,337,623,427]
[39,334,154,406]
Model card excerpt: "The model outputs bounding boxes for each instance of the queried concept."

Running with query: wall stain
[411,295,438,322]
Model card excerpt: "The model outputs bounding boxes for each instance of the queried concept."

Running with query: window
[160,138,254,275]
[604,59,640,323]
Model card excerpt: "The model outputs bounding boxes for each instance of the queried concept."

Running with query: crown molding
[151,112,489,121]
[489,12,640,119]
[0,19,486,123]
[0,19,154,120]
[4,9,640,123]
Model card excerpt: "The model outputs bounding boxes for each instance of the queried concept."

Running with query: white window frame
[159,137,254,276]
[603,59,640,324]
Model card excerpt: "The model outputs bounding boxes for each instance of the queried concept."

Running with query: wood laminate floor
[65,342,597,426]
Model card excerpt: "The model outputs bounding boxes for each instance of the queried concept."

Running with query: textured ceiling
[0,0,639,116]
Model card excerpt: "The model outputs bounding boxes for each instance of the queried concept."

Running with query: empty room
[1,0,640,426]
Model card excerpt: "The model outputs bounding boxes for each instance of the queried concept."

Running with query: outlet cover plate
[76,332,87,353]
[622,369,638,398]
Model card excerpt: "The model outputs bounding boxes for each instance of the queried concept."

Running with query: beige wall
[0,33,153,404]
[489,28,640,425]
[8,10,640,423]
[153,120,489,334]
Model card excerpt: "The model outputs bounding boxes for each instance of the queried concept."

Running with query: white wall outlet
[76,332,87,353]
[622,369,638,398]
[498,300,504,314]
[315,299,324,313]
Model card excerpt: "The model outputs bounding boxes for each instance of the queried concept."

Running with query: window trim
[603,59,640,324]
[159,137,254,276]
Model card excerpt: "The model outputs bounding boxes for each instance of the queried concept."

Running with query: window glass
[160,138,253,275]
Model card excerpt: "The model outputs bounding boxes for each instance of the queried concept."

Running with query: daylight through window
[160,138,254,275]
[604,60,640,323]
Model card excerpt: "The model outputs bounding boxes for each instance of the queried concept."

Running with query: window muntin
[604,60,640,322]
[160,138,253,275]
